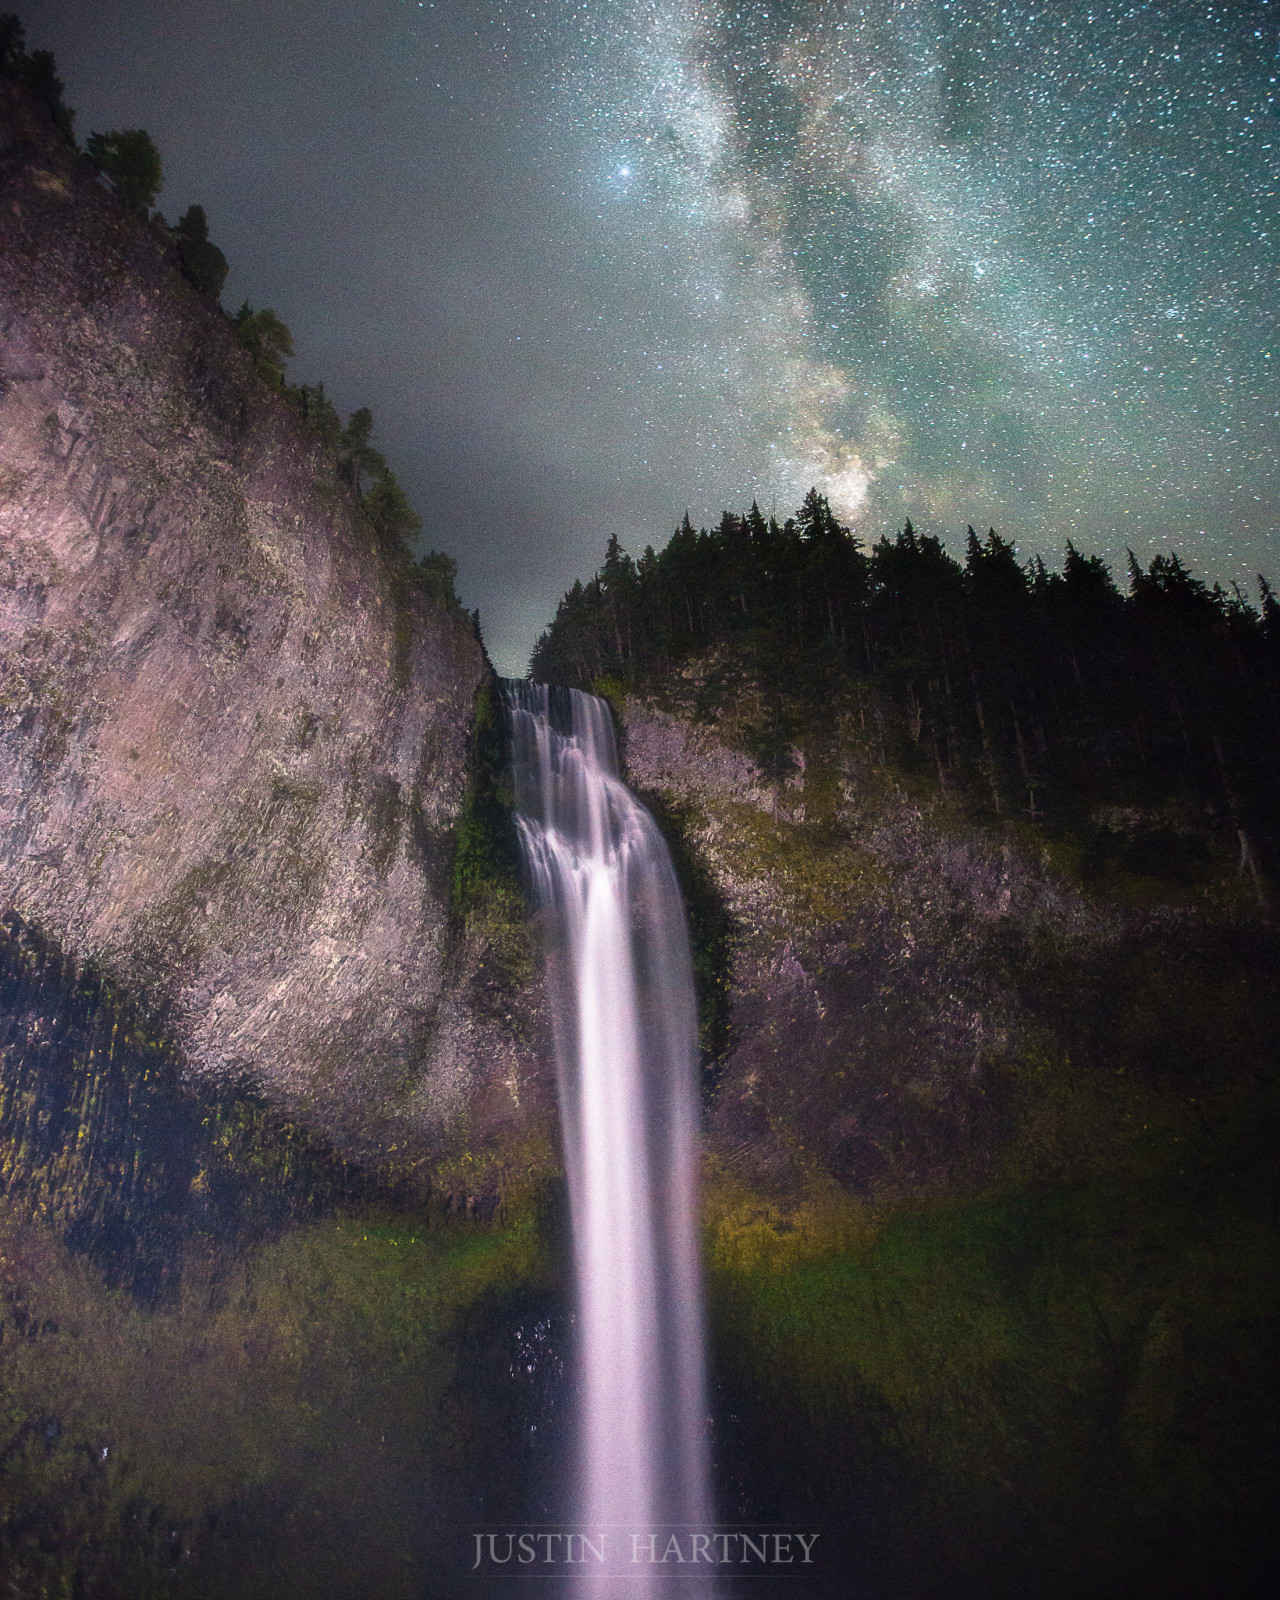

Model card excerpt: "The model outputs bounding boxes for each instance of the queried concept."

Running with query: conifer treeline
[531,491,1280,887]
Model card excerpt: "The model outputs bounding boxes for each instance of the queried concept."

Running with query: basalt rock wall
[0,81,544,1170]
[619,669,1276,1200]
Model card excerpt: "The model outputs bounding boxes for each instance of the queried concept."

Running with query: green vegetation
[414,547,461,607]
[448,677,538,1032]
[708,1077,1280,1598]
[450,677,521,921]
[533,494,1279,904]
[84,127,162,213]
[695,813,1280,1599]
[0,1202,553,1599]
[363,469,422,550]
[172,204,228,298]
[0,914,562,1596]
[231,302,295,385]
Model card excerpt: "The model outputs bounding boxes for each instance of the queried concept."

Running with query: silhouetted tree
[85,127,162,213]
[1259,575,1280,647]
[338,407,388,492]
[601,532,639,660]
[173,204,228,299]
[232,302,294,384]
[323,406,425,559]
[363,474,421,548]
[528,496,1279,892]
[294,382,343,447]
[415,550,459,607]
[0,13,23,69]
[965,526,1026,607]
[1062,540,1119,608]
[0,16,74,140]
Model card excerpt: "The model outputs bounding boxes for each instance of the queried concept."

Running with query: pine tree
[414,550,458,607]
[0,20,75,141]
[85,128,163,213]
[232,303,294,384]
[1259,575,1280,645]
[601,533,638,664]
[295,383,343,448]
[338,408,387,491]
[173,204,228,300]
[362,475,421,550]
[0,14,23,69]
[1063,540,1118,606]
[796,486,834,540]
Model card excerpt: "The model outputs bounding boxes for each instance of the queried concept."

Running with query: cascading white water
[503,681,712,1594]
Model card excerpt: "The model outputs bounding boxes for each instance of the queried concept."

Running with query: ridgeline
[533,491,1280,899]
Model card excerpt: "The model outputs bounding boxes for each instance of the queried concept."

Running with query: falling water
[503,681,712,1594]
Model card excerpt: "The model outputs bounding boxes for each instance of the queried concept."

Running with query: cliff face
[0,82,541,1166]
[621,663,1275,1199]
[619,665,1280,1600]
[624,691,1040,1191]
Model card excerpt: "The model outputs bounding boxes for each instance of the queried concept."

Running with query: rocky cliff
[614,657,1280,1600]
[0,79,543,1170]
[622,665,1274,1196]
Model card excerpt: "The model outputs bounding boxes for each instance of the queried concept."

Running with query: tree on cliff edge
[0,14,75,141]
[0,14,25,69]
[85,128,163,214]
[173,205,229,300]
[232,303,294,385]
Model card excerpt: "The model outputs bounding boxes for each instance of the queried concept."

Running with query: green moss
[0,1199,551,1599]
[0,915,563,1594]
[728,796,880,922]
[444,677,540,1047]
[706,1065,1280,1598]
[588,672,629,721]
[450,675,521,920]
[432,1127,562,1222]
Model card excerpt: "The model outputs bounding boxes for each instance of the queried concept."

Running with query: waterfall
[502,681,712,1592]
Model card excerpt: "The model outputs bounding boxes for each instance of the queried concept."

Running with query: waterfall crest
[503,681,712,1590]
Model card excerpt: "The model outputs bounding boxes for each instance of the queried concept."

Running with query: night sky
[24,1,1280,674]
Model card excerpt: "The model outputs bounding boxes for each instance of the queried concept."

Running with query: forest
[533,491,1280,894]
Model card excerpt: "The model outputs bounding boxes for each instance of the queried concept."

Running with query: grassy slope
[0,1197,554,1598]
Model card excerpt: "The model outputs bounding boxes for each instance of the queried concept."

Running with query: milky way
[25,2,1280,670]
[512,0,1278,569]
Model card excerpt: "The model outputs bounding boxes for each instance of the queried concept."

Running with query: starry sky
[23,1,1280,673]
